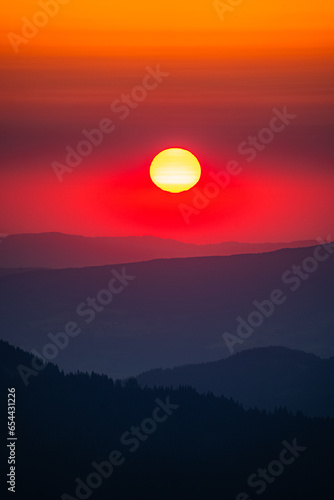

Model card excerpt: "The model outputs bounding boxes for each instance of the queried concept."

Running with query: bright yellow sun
[150,148,201,193]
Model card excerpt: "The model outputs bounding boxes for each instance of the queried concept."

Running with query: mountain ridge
[0,231,319,269]
[1,245,333,377]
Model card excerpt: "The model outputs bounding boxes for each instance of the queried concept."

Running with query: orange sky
[1,0,334,56]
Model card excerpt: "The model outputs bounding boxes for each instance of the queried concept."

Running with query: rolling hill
[137,346,334,418]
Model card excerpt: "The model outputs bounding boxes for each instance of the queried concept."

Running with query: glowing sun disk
[150,148,201,193]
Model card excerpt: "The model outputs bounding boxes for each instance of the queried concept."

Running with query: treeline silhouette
[1,340,334,500]
[137,346,334,418]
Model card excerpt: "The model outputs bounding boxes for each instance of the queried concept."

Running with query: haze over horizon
[0,230,325,245]
[0,232,327,271]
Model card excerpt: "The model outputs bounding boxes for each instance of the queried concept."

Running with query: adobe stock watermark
[235,438,307,499]
[179,106,296,224]
[16,267,135,386]
[8,0,71,54]
[51,65,169,182]
[213,0,244,22]
[223,236,334,354]
[61,396,179,500]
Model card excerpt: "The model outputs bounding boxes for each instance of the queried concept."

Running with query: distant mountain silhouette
[1,340,334,500]
[0,232,318,269]
[137,346,334,418]
[0,245,333,378]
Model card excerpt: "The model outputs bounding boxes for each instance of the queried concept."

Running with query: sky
[0,0,333,244]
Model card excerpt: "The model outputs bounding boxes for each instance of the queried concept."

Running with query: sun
[150,148,201,193]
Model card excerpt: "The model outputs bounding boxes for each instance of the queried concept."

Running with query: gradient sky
[1,0,333,243]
